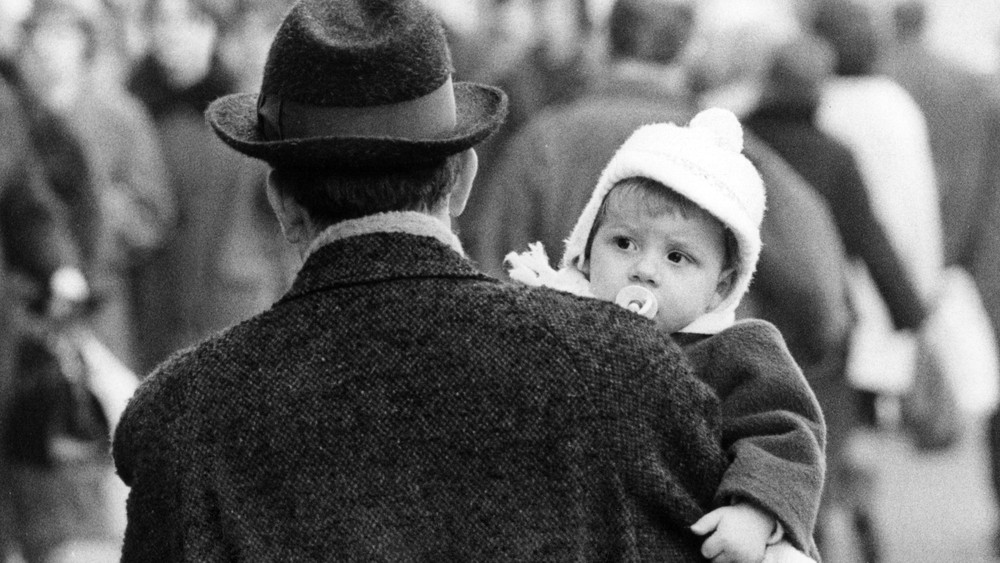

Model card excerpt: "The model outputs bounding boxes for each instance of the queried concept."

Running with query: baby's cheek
[588,275,620,303]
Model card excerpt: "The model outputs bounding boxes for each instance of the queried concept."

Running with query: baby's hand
[691,502,776,563]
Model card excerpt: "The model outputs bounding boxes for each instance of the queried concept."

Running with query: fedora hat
[206,0,507,171]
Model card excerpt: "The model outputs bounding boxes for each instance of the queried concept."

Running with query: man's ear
[449,148,478,217]
[708,267,736,310]
[266,170,310,244]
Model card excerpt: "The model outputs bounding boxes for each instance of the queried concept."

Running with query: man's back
[114,231,726,561]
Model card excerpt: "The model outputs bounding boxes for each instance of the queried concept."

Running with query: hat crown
[262,0,452,106]
[689,107,744,153]
[620,110,764,228]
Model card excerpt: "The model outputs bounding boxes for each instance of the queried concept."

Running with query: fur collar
[305,211,465,260]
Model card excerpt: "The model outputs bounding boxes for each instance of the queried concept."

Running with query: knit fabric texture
[113,232,728,561]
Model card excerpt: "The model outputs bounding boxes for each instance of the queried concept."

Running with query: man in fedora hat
[112,0,728,560]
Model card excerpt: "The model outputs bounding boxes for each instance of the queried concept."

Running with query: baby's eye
[613,236,634,250]
[667,251,689,264]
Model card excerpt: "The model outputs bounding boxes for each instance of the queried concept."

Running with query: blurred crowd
[1,0,1000,561]
[0,0,297,561]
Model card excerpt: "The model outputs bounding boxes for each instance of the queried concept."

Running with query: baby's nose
[628,256,659,286]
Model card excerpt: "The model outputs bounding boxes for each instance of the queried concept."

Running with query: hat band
[256,77,458,141]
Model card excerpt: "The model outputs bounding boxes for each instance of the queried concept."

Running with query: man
[112,0,728,560]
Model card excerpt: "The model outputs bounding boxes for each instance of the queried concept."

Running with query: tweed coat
[113,225,729,562]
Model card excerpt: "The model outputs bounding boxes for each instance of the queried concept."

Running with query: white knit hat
[560,107,766,332]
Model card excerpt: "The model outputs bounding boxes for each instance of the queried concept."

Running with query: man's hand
[691,502,777,563]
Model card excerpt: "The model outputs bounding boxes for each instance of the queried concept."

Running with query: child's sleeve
[685,320,826,558]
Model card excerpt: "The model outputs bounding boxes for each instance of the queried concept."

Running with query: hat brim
[206,82,508,171]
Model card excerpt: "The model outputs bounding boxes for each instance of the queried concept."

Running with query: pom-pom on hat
[561,108,766,330]
[206,0,508,172]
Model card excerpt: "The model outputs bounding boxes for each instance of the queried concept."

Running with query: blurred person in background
[0,1,124,560]
[473,0,697,276]
[455,0,595,267]
[812,0,942,312]
[422,0,498,83]
[96,0,154,84]
[0,71,91,563]
[745,33,926,344]
[741,30,931,563]
[812,0,949,447]
[127,0,295,374]
[881,1,993,271]
[0,0,34,63]
[973,21,1000,558]
[0,7,105,285]
[19,0,173,369]
[881,13,1000,548]
[809,2,948,559]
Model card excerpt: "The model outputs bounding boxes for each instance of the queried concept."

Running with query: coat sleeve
[826,151,927,330]
[113,361,187,562]
[687,321,825,557]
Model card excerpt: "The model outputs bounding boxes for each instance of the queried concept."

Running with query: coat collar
[280,212,490,304]
[304,211,465,259]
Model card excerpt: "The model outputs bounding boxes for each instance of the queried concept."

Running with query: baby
[507,108,824,563]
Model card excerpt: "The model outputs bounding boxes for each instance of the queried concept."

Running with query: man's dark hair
[271,156,462,227]
[607,0,694,65]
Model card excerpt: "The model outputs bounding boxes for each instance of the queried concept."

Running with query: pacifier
[614,285,659,320]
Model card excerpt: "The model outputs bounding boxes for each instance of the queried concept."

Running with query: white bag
[845,261,918,396]
[75,330,141,434]
[921,267,1000,416]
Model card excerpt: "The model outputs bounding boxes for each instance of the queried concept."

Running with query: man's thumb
[690,509,722,536]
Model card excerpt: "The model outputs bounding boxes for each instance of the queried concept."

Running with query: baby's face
[585,196,731,333]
